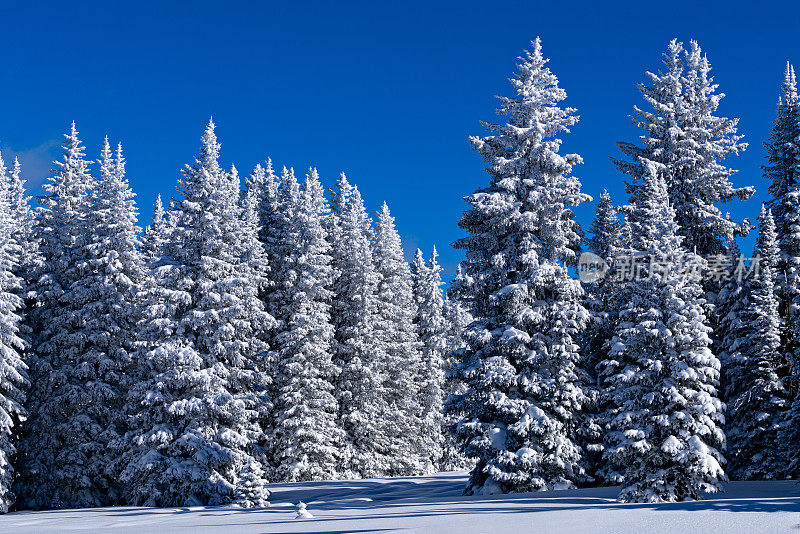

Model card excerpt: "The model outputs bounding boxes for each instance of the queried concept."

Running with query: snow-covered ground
[3,472,799,533]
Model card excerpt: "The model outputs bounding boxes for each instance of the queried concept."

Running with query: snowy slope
[3,471,800,533]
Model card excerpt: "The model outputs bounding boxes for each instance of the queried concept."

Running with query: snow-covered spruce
[235,460,270,508]
[372,203,428,476]
[15,124,122,509]
[764,64,800,445]
[614,39,752,257]
[587,190,623,262]
[73,139,148,500]
[270,168,344,482]
[439,263,475,472]
[599,160,726,503]
[329,174,389,478]
[0,154,28,514]
[411,247,447,471]
[766,63,800,319]
[117,120,275,507]
[141,194,169,264]
[449,38,592,494]
[723,206,789,480]
[580,190,625,484]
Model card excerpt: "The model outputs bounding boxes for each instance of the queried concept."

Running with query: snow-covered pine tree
[583,191,624,376]
[117,120,274,507]
[763,64,800,410]
[587,190,623,262]
[411,247,448,470]
[614,40,752,257]
[372,203,428,476]
[15,123,109,509]
[19,137,145,508]
[245,160,280,300]
[329,174,389,478]
[766,64,800,242]
[270,168,344,482]
[235,460,270,508]
[241,161,275,297]
[64,139,149,503]
[264,166,302,335]
[142,194,169,263]
[724,206,789,480]
[411,249,426,306]
[580,190,625,485]
[0,157,28,514]
[440,264,475,472]
[4,157,38,288]
[600,160,725,503]
[448,38,591,494]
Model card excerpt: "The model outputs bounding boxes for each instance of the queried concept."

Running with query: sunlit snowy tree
[270,169,344,481]
[600,161,725,503]
[724,207,789,480]
[614,40,752,256]
[449,38,592,494]
[0,155,28,514]
[117,120,274,507]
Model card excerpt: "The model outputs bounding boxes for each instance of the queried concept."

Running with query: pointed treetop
[115,142,126,177]
[63,121,85,156]
[199,119,221,171]
[336,172,351,192]
[10,156,22,182]
[378,201,391,218]
[154,194,164,218]
[306,167,321,184]
[664,38,684,70]
[332,172,353,214]
[756,204,778,251]
[500,36,578,141]
[99,137,114,184]
[783,62,798,104]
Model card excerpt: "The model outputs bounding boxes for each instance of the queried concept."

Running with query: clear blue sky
[0,1,798,279]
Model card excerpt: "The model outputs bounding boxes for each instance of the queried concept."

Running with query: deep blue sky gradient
[0,1,798,279]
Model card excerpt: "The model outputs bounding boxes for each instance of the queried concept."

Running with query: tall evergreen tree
[117,120,274,507]
[0,156,28,514]
[4,157,38,287]
[411,247,447,470]
[766,63,800,282]
[329,174,389,478]
[614,40,752,257]
[725,206,789,480]
[448,38,591,494]
[764,64,800,400]
[16,123,108,509]
[372,203,428,475]
[440,264,475,472]
[245,160,280,301]
[580,190,625,484]
[271,169,344,482]
[587,190,623,261]
[142,194,169,263]
[600,161,725,502]
[69,139,148,502]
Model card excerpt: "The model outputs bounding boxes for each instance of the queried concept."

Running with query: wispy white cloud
[0,138,61,192]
